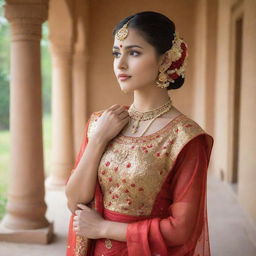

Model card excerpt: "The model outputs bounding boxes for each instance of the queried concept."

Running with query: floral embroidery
[126,163,131,168]
[75,235,89,256]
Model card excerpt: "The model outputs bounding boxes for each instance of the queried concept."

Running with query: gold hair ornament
[156,32,188,89]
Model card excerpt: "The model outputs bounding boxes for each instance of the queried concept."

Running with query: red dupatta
[66,111,214,256]
[66,117,104,256]
[126,134,213,256]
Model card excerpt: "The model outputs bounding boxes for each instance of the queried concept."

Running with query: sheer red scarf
[66,117,102,256]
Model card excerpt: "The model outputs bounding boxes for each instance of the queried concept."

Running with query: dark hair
[113,11,185,90]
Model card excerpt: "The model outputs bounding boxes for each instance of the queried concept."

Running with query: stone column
[0,2,53,244]
[45,45,74,189]
[193,0,207,127]
[238,0,256,220]
[72,0,90,156]
[72,52,88,157]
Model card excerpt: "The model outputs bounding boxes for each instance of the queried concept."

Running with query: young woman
[66,11,214,256]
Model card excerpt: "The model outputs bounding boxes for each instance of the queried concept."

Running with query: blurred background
[0,0,255,255]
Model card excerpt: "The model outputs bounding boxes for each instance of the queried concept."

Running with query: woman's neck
[133,89,171,112]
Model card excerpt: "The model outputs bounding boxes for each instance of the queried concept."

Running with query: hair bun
[167,76,184,90]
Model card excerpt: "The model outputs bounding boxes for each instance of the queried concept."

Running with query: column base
[0,221,54,244]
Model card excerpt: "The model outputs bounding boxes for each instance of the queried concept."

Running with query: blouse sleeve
[126,134,213,256]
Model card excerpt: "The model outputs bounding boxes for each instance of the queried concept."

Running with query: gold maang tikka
[115,21,130,41]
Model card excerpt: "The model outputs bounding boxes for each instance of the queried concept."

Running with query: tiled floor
[0,174,256,255]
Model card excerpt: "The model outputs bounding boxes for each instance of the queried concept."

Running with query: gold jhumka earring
[156,64,170,89]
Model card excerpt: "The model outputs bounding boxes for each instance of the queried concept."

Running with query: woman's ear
[158,52,171,70]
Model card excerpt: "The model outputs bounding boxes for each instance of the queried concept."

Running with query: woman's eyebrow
[112,45,143,50]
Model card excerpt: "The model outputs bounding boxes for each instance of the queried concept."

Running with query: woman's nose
[117,55,128,70]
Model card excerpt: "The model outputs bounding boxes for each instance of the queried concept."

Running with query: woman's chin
[120,86,133,94]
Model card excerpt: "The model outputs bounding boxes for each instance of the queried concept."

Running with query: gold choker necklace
[128,98,172,135]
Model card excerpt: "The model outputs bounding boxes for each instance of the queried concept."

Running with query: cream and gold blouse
[87,111,205,217]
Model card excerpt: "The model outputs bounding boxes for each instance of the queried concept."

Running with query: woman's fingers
[107,104,121,112]
[77,203,89,210]
[75,209,81,216]
[106,105,129,122]
[114,105,127,115]
[119,111,129,119]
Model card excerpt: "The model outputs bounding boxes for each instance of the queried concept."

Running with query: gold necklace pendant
[128,98,172,134]
[131,119,140,134]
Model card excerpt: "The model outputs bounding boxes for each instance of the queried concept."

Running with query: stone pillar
[72,52,88,156]
[45,45,74,189]
[0,2,53,244]
[72,0,90,156]
[238,0,256,220]
[193,0,207,127]
[45,0,75,189]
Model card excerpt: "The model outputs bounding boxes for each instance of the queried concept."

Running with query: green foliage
[0,71,9,130]
[41,22,52,114]
[0,197,7,220]
[0,128,9,220]
[0,4,10,131]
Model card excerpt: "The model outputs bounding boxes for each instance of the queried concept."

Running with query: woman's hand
[73,204,107,239]
[92,104,130,143]
[73,203,128,241]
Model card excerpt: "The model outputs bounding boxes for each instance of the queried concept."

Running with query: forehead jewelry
[115,21,129,41]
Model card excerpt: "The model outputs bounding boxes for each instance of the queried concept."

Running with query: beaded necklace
[127,97,172,137]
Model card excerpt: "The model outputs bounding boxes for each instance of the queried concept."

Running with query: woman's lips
[118,76,131,81]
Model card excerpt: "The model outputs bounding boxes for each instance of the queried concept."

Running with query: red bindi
[120,44,123,48]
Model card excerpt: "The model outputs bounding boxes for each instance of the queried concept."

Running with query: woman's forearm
[65,136,108,214]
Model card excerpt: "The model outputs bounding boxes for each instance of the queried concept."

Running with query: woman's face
[112,28,162,93]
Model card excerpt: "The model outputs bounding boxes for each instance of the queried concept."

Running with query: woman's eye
[130,50,140,56]
[112,51,120,58]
